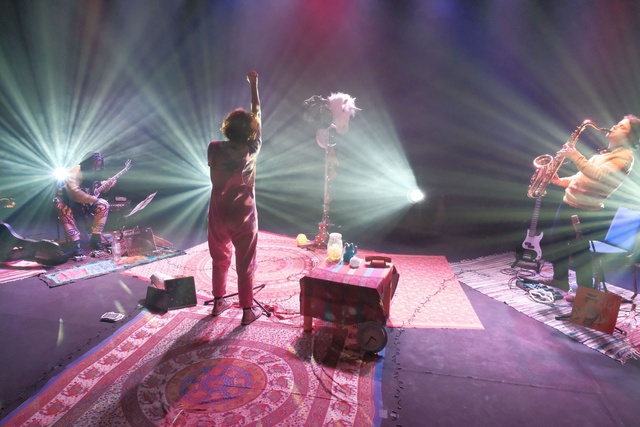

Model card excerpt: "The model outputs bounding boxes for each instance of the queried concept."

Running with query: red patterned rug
[3,305,380,426]
[123,232,483,330]
[0,260,46,284]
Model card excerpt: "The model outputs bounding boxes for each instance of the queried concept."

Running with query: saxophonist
[541,115,640,297]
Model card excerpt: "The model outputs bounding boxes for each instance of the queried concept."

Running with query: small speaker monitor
[164,276,197,310]
[144,286,170,314]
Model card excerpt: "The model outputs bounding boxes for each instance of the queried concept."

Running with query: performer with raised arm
[540,115,640,296]
[55,152,117,257]
[207,71,263,326]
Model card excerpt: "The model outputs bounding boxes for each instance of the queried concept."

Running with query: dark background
[1,0,640,253]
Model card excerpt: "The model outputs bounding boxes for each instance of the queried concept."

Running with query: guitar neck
[528,197,542,236]
[94,162,131,196]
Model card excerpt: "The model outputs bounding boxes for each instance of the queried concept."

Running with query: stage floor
[1,221,639,426]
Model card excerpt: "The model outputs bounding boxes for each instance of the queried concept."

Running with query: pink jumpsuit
[207,138,261,308]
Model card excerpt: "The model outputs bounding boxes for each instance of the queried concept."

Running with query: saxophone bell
[533,154,554,169]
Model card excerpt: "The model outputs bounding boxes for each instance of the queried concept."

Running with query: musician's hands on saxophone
[549,119,633,189]
[549,143,580,188]
[527,120,610,198]
[549,172,564,187]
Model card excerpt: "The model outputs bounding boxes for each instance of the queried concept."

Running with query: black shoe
[67,240,84,257]
[89,234,105,251]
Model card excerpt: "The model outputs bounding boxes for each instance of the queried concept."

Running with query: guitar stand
[511,256,541,273]
[515,196,544,273]
[204,283,272,317]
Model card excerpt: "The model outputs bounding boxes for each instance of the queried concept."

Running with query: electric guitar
[520,197,543,262]
[93,159,132,198]
[0,222,70,266]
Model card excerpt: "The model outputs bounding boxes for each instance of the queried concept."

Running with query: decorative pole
[301,93,359,249]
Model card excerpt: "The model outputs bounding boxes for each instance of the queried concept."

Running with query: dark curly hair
[79,152,104,171]
[625,114,640,149]
[221,109,259,144]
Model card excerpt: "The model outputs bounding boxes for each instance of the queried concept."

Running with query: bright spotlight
[407,188,425,204]
[54,168,69,182]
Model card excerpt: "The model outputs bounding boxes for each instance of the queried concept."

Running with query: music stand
[112,192,156,231]
[124,192,156,219]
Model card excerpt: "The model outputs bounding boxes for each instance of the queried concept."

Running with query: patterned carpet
[1,233,484,425]
[0,260,46,284]
[122,231,484,330]
[450,252,640,364]
[0,235,183,287]
[3,306,380,426]
[40,247,185,287]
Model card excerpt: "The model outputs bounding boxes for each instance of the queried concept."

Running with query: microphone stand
[302,126,338,249]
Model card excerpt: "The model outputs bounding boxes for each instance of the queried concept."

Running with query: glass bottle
[112,237,122,261]
[326,233,343,263]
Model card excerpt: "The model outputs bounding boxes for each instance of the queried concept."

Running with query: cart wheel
[356,321,388,353]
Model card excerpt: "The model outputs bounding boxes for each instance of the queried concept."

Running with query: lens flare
[407,188,425,204]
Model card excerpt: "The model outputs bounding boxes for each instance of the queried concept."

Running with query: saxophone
[527,120,610,198]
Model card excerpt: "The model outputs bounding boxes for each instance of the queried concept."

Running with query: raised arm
[247,71,261,137]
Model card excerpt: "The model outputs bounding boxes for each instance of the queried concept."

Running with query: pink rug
[123,232,483,330]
